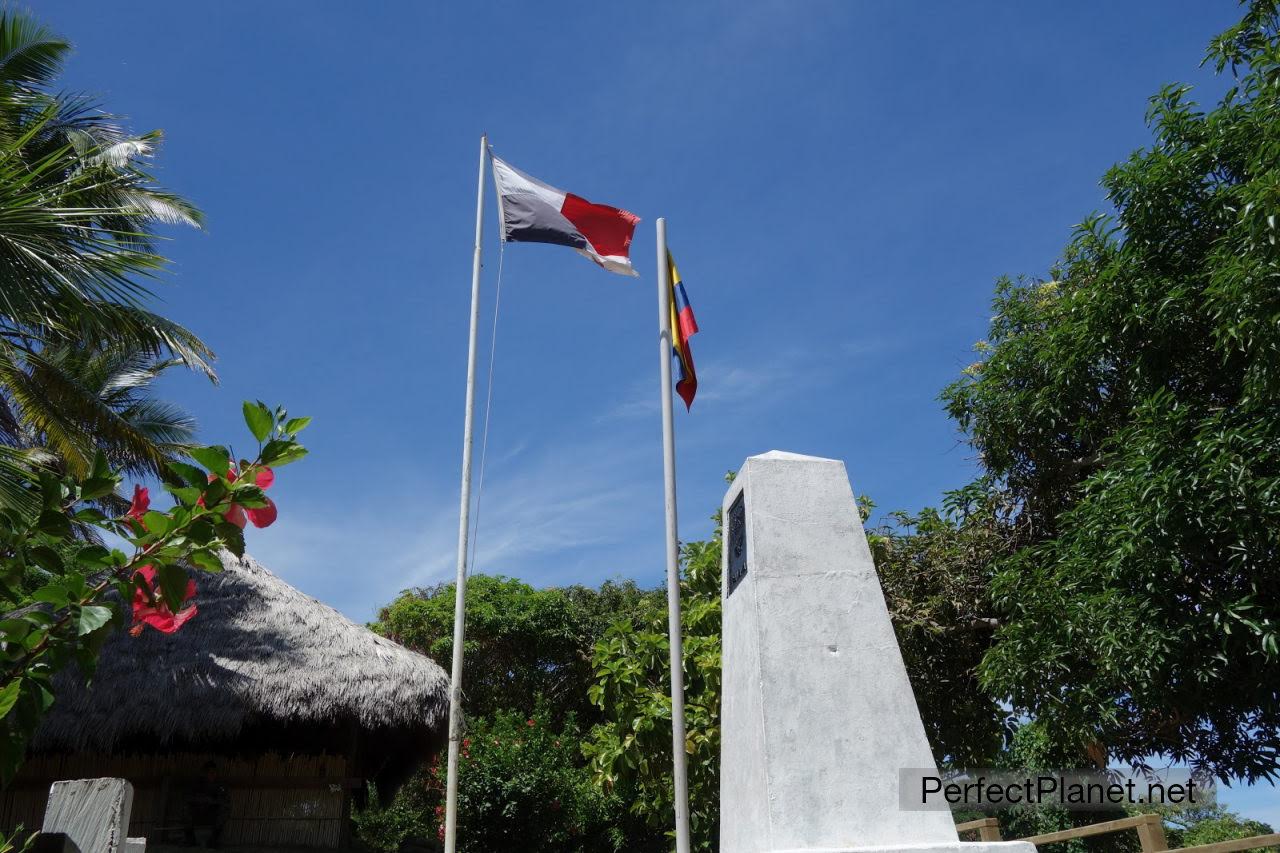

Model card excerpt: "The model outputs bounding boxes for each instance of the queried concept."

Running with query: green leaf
[261,439,308,467]
[74,507,108,525]
[38,475,65,508]
[230,484,268,508]
[190,549,223,572]
[27,545,63,574]
[0,680,22,719]
[165,485,202,507]
[201,478,227,507]
[77,605,113,636]
[190,445,231,476]
[0,620,30,643]
[74,545,113,569]
[156,564,189,612]
[142,511,172,537]
[167,461,208,488]
[283,416,312,435]
[31,583,70,607]
[216,521,245,558]
[243,401,273,443]
[88,450,111,481]
[80,476,118,501]
[36,510,71,537]
[188,518,215,546]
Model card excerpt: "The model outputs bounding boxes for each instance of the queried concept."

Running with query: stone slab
[41,778,133,853]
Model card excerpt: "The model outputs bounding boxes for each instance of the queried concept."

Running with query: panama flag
[491,154,640,276]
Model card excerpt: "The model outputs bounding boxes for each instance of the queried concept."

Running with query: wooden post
[1135,813,1168,853]
[956,817,1003,842]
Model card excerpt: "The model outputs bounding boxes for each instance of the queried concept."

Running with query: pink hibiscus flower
[126,484,149,525]
[198,465,278,529]
[130,564,198,635]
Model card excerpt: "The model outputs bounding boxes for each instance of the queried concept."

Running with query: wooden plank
[1021,814,1153,846]
[1174,834,1280,853]
[958,818,1003,841]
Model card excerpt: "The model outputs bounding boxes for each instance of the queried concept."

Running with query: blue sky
[41,0,1276,824]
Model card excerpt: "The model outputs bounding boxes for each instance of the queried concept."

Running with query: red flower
[526,718,536,727]
[224,503,247,528]
[199,465,278,529]
[126,485,150,525]
[130,565,197,635]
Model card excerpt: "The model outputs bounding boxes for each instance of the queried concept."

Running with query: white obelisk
[720,451,1035,853]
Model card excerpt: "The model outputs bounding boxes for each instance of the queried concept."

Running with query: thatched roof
[34,553,448,753]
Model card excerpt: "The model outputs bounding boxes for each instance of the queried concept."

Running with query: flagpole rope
[467,236,505,575]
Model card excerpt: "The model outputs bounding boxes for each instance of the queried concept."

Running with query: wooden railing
[957,817,1003,842]
[956,814,1280,853]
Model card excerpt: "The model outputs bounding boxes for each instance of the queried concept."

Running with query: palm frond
[0,11,68,88]
[117,398,196,450]
[118,188,203,228]
[0,444,42,515]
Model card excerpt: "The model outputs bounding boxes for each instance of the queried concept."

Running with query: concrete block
[41,778,133,853]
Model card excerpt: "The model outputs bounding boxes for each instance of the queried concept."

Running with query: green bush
[355,706,636,853]
[351,782,435,853]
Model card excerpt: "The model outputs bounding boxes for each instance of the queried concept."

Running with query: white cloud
[248,422,654,622]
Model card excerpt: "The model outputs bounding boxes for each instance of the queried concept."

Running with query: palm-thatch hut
[0,553,448,849]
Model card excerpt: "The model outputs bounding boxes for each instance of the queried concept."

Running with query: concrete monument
[720,451,1033,853]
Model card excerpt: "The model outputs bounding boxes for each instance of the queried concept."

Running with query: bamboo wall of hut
[2,752,354,849]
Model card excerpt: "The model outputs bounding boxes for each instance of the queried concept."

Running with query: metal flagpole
[655,217,693,853]
[444,133,488,853]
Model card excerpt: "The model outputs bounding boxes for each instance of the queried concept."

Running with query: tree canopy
[944,0,1280,782]
[374,574,661,724]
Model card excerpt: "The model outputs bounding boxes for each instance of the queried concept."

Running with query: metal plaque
[727,491,747,597]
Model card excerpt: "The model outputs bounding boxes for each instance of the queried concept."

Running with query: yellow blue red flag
[668,252,699,409]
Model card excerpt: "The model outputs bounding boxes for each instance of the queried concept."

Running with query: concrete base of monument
[770,843,1038,853]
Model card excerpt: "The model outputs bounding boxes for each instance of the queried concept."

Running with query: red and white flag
[491,154,640,276]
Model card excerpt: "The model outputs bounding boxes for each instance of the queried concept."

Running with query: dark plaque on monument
[727,491,747,596]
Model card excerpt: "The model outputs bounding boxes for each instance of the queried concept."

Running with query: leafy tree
[1162,803,1276,851]
[374,575,659,723]
[868,485,1018,769]
[355,705,638,853]
[0,9,213,504]
[943,0,1280,782]
[583,534,722,852]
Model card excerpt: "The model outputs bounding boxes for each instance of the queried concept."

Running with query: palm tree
[0,345,197,479]
[0,9,215,507]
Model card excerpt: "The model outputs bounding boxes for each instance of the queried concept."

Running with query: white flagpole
[656,217,693,853]
[444,133,488,853]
